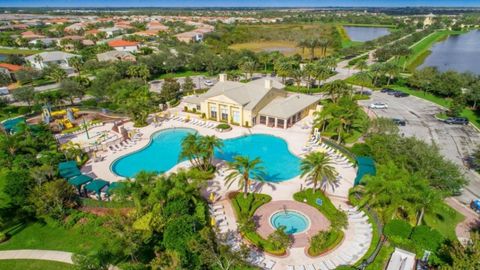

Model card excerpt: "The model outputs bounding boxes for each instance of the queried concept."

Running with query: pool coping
[109,127,303,181]
[269,209,312,236]
[109,127,197,178]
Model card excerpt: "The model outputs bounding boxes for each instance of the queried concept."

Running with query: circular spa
[270,210,310,235]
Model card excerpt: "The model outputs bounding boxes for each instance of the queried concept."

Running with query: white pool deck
[80,112,371,270]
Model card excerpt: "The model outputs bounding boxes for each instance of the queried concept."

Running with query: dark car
[355,90,372,96]
[381,88,395,93]
[394,92,410,98]
[445,117,469,125]
[392,118,406,126]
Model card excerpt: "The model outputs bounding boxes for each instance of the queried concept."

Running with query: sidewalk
[0,249,73,264]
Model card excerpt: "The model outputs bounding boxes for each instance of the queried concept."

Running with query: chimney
[265,79,273,90]
[219,73,227,82]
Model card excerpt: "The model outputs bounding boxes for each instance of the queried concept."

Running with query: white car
[204,80,214,86]
[369,102,388,109]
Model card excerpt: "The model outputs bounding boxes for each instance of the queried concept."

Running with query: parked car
[204,80,214,86]
[356,90,372,96]
[394,92,410,98]
[0,87,9,95]
[444,117,469,125]
[380,88,394,93]
[369,102,388,109]
[470,199,480,214]
[387,91,400,96]
[392,118,406,126]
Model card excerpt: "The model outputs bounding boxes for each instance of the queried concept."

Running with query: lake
[418,30,480,74]
[343,26,391,42]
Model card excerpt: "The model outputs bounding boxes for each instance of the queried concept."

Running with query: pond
[418,30,480,74]
[343,26,391,42]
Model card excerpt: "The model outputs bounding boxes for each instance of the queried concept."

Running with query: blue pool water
[111,129,301,181]
[111,128,195,177]
[270,211,310,235]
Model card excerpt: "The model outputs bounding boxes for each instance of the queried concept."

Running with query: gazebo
[354,156,376,186]
[68,174,94,194]
[85,179,110,200]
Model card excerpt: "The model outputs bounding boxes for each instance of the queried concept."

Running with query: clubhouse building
[183,74,320,129]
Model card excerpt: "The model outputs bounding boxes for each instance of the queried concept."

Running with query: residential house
[133,29,160,37]
[98,27,123,38]
[107,40,139,53]
[183,74,320,128]
[147,21,168,32]
[28,37,59,47]
[175,31,204,43]
[64,22,86,33]
[0,63,23,81]
[97,50,136,62]
[20,31,45,40]
[25,51,80,74]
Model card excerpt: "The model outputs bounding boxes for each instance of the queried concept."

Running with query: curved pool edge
[109,127,303,181]
[109,127,198,178]
[269,209,312,235]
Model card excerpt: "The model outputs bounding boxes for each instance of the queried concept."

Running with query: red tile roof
[108,40,138,47]
[0,63,23,72]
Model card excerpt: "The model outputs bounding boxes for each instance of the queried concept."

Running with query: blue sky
[0,0,479,7]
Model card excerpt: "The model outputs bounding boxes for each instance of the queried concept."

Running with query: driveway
[358,91,480,204]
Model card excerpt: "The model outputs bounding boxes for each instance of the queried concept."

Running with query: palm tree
[68,56,83,73]
[240,60,256,80]
[300,152,338,192]
[225,156,265,198]
[354,60,368,72]
[317,38,329,57]
[306,38,319,60]
[324,80,351,103]
[297,39,308,57]
[199,135,223,170]
[179,133,203,168]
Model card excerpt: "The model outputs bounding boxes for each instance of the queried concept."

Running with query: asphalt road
[359,92,480,204]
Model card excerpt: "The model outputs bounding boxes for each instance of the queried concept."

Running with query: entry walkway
[0,249,74,264]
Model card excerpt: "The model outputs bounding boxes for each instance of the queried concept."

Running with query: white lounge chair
[264,260,276,270]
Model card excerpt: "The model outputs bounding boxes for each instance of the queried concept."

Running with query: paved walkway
[445,197,480,244]
[0,249,74,264]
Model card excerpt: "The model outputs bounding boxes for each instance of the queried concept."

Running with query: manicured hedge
[411,225,444,251]
[384,219,412,239]
[216,123,231,130]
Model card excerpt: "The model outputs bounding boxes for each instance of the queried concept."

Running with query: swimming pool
[111,129,301,181]
[270,210,310,235]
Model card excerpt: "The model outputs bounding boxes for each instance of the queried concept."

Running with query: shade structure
[59,167,81,179]
[68,174,93,188]
[354,156,376,186]
[85,179,109,195]
[106,182,124,195]
[58,160,78,171]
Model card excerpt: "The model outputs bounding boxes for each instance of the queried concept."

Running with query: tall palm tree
[354,60,368,72]
[297,39,308,56]
[324,80,351,103]
[225,156,265,198]
[240,60,256,80]
[179,133,203,168]
[300,152,338,192]
[199,135,223,170]
[317,38,329,57]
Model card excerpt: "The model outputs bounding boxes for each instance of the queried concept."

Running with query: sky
[0,0,480,8]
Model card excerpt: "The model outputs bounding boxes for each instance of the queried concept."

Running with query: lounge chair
[295,265,306,270]
[264,260,276,270]
[287,266,294,270]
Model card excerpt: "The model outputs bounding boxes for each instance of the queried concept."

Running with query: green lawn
[156,71,209,79]
[0,222,104,254]
[0,48,43,55]
[365,243,394,270]
[424,202,465,240]
[0,260,73,270]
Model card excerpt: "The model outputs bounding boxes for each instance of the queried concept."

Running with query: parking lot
[359,91,480,204]
[149,75,217,93]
